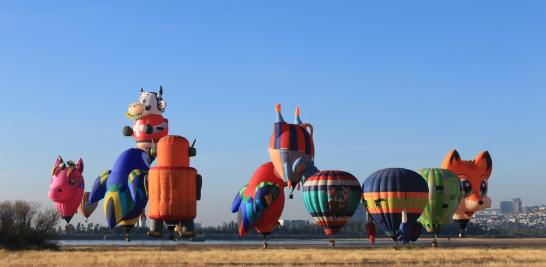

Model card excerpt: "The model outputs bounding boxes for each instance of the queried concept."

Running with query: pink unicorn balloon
[48,156,85,223]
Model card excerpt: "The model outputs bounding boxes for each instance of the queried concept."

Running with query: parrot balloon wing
[89,170,111,203]
[231,184,248,213]
[254,182,281,213]
[128,169,148,204]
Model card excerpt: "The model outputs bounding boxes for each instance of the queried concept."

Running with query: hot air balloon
[147,135,202,240]
[442,150,493,238]
[362,168,429,244]
[231,162,285,248]
[122,87,170,236]
[416,168,462,247]
[268,104,314,197]
[78,192,98,222]
[48,157,85,223]
[89,148,150,241]
[303,170,362,247]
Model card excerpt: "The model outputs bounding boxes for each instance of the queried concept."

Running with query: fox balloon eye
[480,180,488,195]
[461,180,472,195]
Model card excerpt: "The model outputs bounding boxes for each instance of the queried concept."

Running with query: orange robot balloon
[147,135,202,239]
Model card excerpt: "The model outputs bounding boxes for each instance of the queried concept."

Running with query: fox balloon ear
[475,151,493,174]
[77,158,84,173]
[442,149,461,169]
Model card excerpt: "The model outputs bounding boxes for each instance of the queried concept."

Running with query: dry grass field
[1,239,546,266]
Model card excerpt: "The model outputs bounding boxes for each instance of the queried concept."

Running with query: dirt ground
[2,238,546,266]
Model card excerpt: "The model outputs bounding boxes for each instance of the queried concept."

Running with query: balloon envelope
[78,192,98,219]
[362,168,428,239]
[48,157,85,223]
[231,162,285,236]
[303,170,362,235]
[417,168,463,235]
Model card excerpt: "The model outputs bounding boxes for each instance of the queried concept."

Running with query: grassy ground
[2,239,546,266]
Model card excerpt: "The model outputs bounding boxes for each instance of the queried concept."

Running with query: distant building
[500,201,513,214]
[279,219,309,229]
[513,198,523,214]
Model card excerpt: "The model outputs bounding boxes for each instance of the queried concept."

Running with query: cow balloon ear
[475,151,492,173]
[158,100,167,112]
[77,158,84,173]
[442,149,461,169]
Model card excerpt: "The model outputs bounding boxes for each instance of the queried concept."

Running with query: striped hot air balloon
[417,168,463,246]
[303,170,362,246]
[362,168,429,244]
[268,104,315,193]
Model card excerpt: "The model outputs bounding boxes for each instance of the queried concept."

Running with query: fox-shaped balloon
[442,149,493,237]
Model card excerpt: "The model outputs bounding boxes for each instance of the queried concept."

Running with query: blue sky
[0,1,545,226]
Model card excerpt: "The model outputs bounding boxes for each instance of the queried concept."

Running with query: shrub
[0,201,59,250]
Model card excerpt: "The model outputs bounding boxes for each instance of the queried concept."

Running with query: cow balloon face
[442,150,493,221]
[126,86,167,119]
[268,104,315,190]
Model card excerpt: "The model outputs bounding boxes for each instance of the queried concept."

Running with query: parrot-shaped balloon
[89,148,150,236]
[231,162,285,248]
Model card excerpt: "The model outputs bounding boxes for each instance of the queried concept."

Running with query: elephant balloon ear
[442,149,461,169]
[77,158,84,173]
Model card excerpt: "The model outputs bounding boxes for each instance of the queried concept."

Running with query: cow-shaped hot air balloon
[416,168,462,247]
[48,156,85,223]
[442,149,493,238]
[89,148,150,241]
[147,135,202,240]
[122,87,169,237]
[362,168,429,244]
[268,105,314,198]
[122,86,169,158]
[231,162,285,248]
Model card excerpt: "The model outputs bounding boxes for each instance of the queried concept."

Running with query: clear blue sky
[0,1,545,226]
